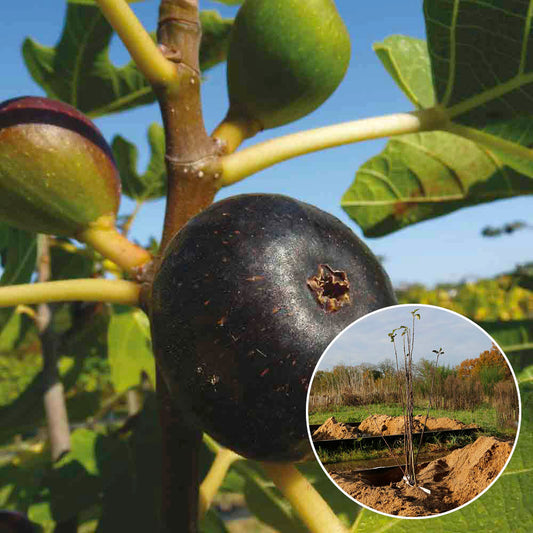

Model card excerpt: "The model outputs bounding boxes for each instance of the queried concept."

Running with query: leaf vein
[394,137,466,195]
[71,13,101,107]
[88,85,154,118]
[358,169,403,200]
[520,2,533,74]
[442,0,460,106]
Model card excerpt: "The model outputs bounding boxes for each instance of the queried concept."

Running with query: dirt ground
[358,414,480,436]
[329,436,513,516]
[312,416,360,440]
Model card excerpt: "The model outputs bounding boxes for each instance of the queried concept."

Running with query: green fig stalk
[0,279,141,308]
[95,0,177,87]
[198,447,239,519]
[262,463,348,533]
[220,108,448,186]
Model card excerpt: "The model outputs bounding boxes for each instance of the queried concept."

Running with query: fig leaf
[23,5,233,118]
[342,130,533,237]
[107,306,155,394]
[373,35,435,110]
[344,26,533,236]
[112,124,166,201]
[0,225,36,330]
[22,4,154,118]
[425,0,533,129]
[348,0,533,238]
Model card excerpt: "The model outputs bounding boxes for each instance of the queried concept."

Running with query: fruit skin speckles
[151,194,396,462]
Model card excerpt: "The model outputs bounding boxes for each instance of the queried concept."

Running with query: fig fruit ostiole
[221,0,350,140]
[0,96,150,274]
[151,194,396,462]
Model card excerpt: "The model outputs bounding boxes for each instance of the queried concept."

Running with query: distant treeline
[310,344,518,428]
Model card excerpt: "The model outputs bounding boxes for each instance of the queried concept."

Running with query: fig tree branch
[157,0,222,252]
[152,2,223,532]
[94,0,177,87]
[220,108,448,186]
[156,370,202,533]
[35,235,71,463]
[0,279,141,308]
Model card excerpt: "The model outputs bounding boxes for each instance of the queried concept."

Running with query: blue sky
[1,1,532,287]
[317,304,495,371]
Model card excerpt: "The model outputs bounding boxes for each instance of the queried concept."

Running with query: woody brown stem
[154,2,224,531]
[157,369,202,533]
[157,0,222,253]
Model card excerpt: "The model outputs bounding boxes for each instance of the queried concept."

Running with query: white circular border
[305,303,523,520]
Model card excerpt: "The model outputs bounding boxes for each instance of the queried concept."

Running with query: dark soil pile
[329,436,512,517]
[358,414,479,436]
[312,417,360,440]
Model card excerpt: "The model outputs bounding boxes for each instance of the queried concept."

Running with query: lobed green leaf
[199,10,234,73]
[22,4,155,117]
[425,0,533,129]
[342,129,533,236]
[22,5,233,118]
[346,1,533,237]
[0,312,31,353]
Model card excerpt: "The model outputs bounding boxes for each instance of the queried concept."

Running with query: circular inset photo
[306,304,521,518]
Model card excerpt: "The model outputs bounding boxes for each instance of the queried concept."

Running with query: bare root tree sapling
[388,310,445,490]
[415,346,445,467]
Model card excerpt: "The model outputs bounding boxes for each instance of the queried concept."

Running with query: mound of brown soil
[419,415,480,432]
[329,436,512,517]
[358,414,479,436]
[312,417,360,441]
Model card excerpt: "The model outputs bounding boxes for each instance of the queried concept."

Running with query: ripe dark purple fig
[151,194,396,461]
[0,96,120,237]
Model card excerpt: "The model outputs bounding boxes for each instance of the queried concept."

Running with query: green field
[309,402,517,438]
[314,432,477,464]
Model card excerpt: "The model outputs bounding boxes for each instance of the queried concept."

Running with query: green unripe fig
[0,96,120,237]
[226,0,350,130]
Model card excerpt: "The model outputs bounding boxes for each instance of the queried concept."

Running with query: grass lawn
[316,433,476,465]
[308,402,516,438]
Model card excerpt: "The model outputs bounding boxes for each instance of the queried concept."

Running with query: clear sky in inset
[317,305,495,371]
[1,2,532,286]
